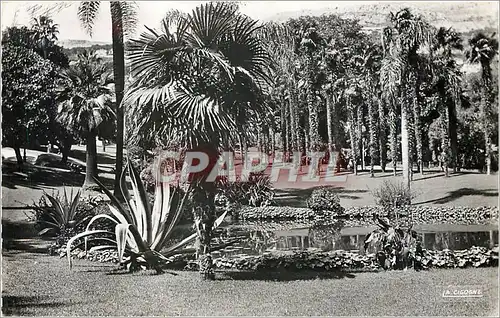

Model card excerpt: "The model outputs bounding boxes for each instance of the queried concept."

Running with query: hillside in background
[57,2,497,51]
[58,39,111,49]
[265,1,498,33]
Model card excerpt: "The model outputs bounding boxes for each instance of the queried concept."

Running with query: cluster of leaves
[306,187,345,215]
[371,180,417,210]
[171,246,498,272]
[27,189,113,252]
[215,174,275,208]
[1,43,60,150]
[124,2,274,150]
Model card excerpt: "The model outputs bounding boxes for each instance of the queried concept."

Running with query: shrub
[371,180,417,210]
[28,189,96,251]
[216,173,275,208]
[306,187,345,216]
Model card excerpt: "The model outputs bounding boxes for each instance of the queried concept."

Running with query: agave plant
[29,188,96,254]
[65,161,229,273]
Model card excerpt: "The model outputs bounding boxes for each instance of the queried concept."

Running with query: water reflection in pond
[208,220,498,259]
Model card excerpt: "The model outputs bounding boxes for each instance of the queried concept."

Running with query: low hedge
[180,246,499,272]
[236,205,498,224]
[66,246,499,272]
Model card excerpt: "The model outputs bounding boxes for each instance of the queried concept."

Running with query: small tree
[1,44,59,167]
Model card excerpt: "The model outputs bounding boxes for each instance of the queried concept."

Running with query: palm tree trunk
[401,103,411,190]
[280,101,287,152]
[307,92,320,152]
[110,2,125,200]
[411,76,423,175]
[448,102,458,173]
[356,104,363,172]
[388,99,398,176]
[378,98,387,172]
[84,131,99,190]
[347,96,358,175]
[325,91,334,153]
[481,62,492,175]
[368,96,378,177]
[289,93,298,152]
[439,106,450,177]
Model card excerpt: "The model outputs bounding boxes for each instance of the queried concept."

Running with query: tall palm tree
[432,27,463,173]
[380,53,403,176]
[352,44,382,177]
[382,8,433,188]
[56,50,115,189]
[466,32,498,175]
[77,1,138,197]
[31,15,59,59]
[124,2,274,279]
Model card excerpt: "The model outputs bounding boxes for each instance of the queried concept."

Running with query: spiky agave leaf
[66,230,113,269]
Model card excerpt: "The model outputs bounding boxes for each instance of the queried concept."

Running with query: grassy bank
[2,251,498,316]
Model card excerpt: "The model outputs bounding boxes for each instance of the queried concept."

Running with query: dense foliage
[1,44,59,162]
[306,187,345,215]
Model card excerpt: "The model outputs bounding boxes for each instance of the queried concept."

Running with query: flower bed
[236,205,498,224]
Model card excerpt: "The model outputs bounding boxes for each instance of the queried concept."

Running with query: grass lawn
[2,251,498,316]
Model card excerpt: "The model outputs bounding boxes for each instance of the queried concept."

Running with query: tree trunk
[356,104,363,172]
[448,102,458,173]
[14,146,23,169]
[61,142,72,164]
[189,143,219,280]
[83,132,99,190]
[368,96,378,177]
[347,96,358,175]
[378,98,387,172]
[307,92,320,152]
[269,126,275,154]
[111,2,125,200]
[325,91,334,153]
[439,106,450,177]
[389,99,398,176]
[288,95,298,152]
[411,73,423,175]
[481,62,492,175]
[280,101,287,152]
[401,103,411,190]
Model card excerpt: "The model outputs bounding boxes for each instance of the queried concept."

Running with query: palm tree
[382,8,433,188]
[56,50,115,189]
[432,27,463,173]
[77,1,138,197]
[466,32,498,175]
[31,15,59,59]
[380,53,403,176]
[352,44,382,177]
[123,2,274,279]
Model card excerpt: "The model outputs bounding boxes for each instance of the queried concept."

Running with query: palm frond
[77,1,101,37]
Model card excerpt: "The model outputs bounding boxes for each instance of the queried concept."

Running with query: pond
[203,220,498,259]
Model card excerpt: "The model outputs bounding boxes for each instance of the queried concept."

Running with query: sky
[1,1,373,43]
